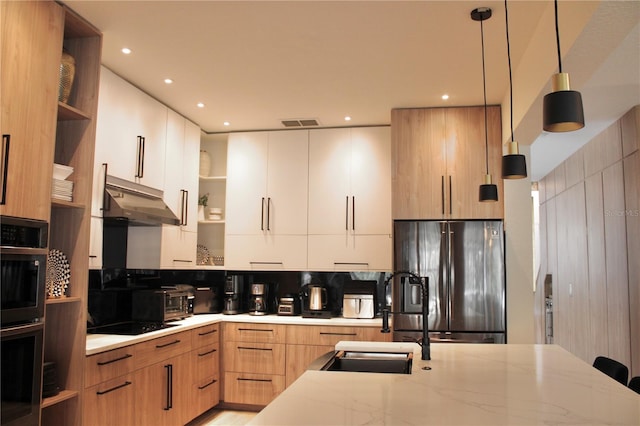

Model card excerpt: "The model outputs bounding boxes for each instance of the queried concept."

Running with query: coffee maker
[248,283,270,315]
[223,275,245,314]
[301,284,332,318]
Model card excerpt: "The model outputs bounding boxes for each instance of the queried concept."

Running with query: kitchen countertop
[248,342,640,425]
[86,314,384,355]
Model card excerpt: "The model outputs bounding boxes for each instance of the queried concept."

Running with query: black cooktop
[87,321,178,335]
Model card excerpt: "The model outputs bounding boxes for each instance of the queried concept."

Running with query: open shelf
[41,390,79,409]
[58,102,91,121]
[199,175,227,181]
[51,198,85,210]
[45,296,82,305]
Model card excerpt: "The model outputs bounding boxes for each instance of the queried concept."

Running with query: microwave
[132,289,191,323]
[1,216,48,327]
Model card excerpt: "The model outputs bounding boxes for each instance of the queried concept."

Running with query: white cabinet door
[307,234,392,271]
[225,132,269,235]
[182,121,200,233]
[225,235,307,270]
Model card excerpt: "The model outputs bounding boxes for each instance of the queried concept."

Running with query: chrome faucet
[381,271,431,360]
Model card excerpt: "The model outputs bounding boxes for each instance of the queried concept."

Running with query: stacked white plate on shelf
[52,163,74,201]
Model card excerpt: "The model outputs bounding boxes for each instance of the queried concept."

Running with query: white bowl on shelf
[53,163,74,180]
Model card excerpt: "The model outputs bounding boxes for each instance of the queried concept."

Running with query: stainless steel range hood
[103,175,179,226]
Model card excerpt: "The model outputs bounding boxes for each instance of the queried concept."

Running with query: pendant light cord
[480,17,489,175]
[505,0,515,143]
[554,0,563,73]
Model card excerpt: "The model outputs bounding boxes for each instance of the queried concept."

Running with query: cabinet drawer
[194,342,220,379]
[223,372,285,406]
[83,373,135,426]
[286,325,384,346]
[223,341,285,375]
[135,331,191,369]
[191,323,220,348]
[191,377,220,420]
[85,346,135,388]
[224,322,286,343]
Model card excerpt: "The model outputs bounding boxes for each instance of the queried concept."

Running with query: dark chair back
[628,376,640,394]
[593,356,629,385]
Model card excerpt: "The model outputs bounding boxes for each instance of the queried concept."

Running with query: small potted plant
[198,193,209,221]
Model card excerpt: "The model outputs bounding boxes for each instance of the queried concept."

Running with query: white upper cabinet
[92,67,167,216]
[308,127,392,271]
[225,130,309,269]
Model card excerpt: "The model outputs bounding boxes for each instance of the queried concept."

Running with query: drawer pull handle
[156,339,180,349]
[198,379,218,390]
[198,329,218,336]
[97,353,133,366]
[237,346,273,351]
[96,381,132,395]
[237,378,272,383]
[238,328,273,333]
[198,348,217,357]
[319,332,358,336]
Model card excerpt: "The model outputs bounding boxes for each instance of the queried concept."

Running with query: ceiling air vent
[281,118,320,127]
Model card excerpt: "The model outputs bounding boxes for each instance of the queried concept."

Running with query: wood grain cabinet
[222,322,287,405]
[84,347,136,426]
[0,0,62,222]
[392,106,504,220]
[284,325,392,386]
[308,127,392,271]
[225,130,309,270]
[188,324,221,422]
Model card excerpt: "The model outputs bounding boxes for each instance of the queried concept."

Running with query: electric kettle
[308,285,328,311]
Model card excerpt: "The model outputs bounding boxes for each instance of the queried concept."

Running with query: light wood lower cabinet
[188,324,221,422]
[84,374,136,426]
[285,344,333,387]
[224,372,287,406]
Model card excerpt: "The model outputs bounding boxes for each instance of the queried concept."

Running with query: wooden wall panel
[564,147,584,189]
[603,162,631,368]
[537,178,547,204]
[620,105,639,157]
[544,173,556,200]
[554,191,572,352]
[554,162,567,195]
[623,151,640,376]
[583,121,623,177]
[545,198,558,344]
[584,173,608,360]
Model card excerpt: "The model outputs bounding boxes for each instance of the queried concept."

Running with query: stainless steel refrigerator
[392,220,506,343]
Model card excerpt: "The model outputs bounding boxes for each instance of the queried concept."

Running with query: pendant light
[501,0,527,179]
[472,7,498,202]
[542,0,584,132]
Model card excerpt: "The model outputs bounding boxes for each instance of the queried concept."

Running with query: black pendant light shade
[543,1,585,132]
[543,74,584,132]
[502,141,527,179]
[472,7,498,203]
[480,174,499,202]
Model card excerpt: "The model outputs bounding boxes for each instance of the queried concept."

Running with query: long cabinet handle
[237,377,272,383]
[96,381,132,396]
[172,259,193,263]
[352,196,355,230]
[198,329,218,336]
[441,176,445,215]
[198,348,217,357]
[260,197,265,230]
[345,195,349,230]
[319,332,358,336]
[238,328,274,333]
[1,135,9,205]
[198,379,217,390]
[449,175,452,215]
[164,364,172,410]
[237,346,273,351]
[180,189,188,225]
[136,136,145,178]
[249,261,283,266]
[266,197,271,231]
[96,353,133,366]
[334,262,369,266]
[101,163,110,211]
[156,339,180,349]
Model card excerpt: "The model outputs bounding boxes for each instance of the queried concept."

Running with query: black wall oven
[1,216,48,426]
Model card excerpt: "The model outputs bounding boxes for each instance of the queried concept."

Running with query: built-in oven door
[0,322,44,426]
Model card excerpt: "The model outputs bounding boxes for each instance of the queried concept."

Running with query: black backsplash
[88,268,390,327]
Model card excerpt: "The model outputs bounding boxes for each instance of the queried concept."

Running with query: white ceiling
[64,1,639,181]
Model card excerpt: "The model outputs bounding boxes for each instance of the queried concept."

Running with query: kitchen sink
[320,350,413,374]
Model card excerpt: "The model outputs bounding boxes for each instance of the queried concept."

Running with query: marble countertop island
[248,342,640,425]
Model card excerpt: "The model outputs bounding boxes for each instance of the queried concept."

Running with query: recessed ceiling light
[344,116,352,121]
[442,94,449,100]
[223,121,230,126]
[197,102,205,108]
[164,78,173,84]
[121,47,131,55]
